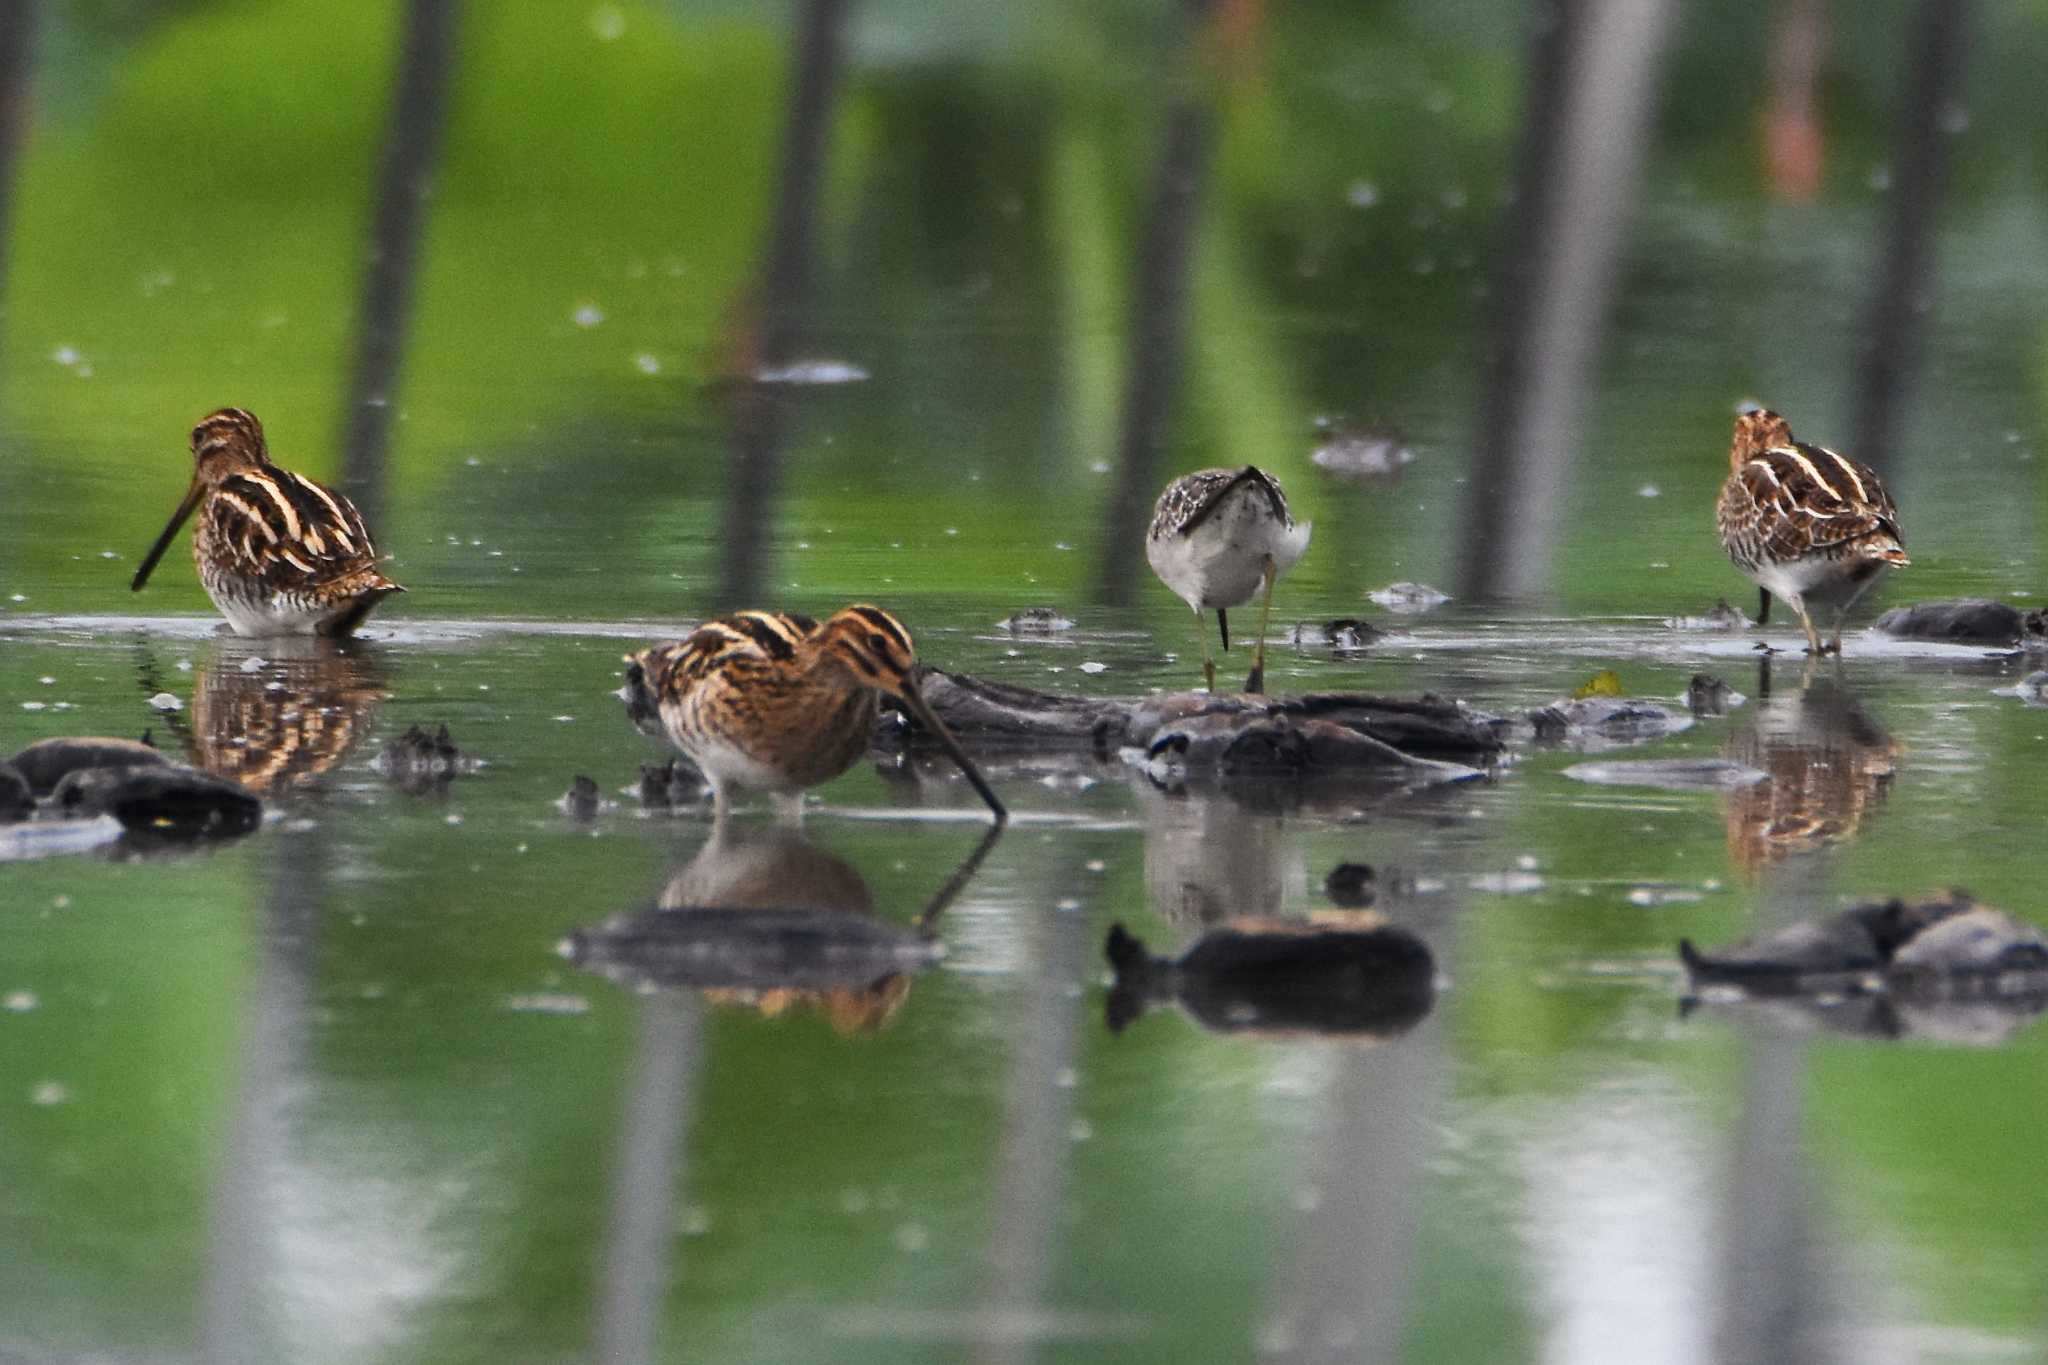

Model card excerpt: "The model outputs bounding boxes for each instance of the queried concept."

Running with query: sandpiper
[1716,408,1908,654]
[622,605,1007,823]
[131,408,403,637]
[1145,466,1311,692]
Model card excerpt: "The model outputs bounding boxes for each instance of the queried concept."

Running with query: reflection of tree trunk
[1711,855,1837,1364]
[1094,1,1219,608]
[972,861,1090,1365]
[0,0,35,353]
[201,827,329,1364]
[717,0,850,609]
[594,995,704,1365]
[1259,1020,1441,1363]
[341,0,462,532]
[1457,0,1675,605]
[1847,0,1973,476]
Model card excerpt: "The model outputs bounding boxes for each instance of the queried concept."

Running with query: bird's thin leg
[1790,596,1824,655]
[1244,554,1278,695]
[771,791,806,824]
[710,781,732,823]
[1757,587,1772,627]
[1197,612,1217,693]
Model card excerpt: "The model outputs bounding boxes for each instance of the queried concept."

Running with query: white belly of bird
[1752,554,1880,609]
[209,584,330,637]
[686,734,802,796]
[1147,497,1312,612]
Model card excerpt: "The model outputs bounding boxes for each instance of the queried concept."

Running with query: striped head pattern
[190,407,271,483]
[1729,408,1795,471]
[816,605,919,697]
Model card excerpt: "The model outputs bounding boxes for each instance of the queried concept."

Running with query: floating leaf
[1572,670,1625,699]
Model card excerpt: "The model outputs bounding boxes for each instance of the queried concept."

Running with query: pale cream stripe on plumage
[216,489,279,541]
[1749,458,1782,491]
[299,478,360,554]
[1816,447,1868,504]
[1777,448,1845,509]
[247,475,302,540]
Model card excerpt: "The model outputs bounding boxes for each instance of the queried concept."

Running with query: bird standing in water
[131,408,403,637]
[1146,466,1311,693]
[623,604,1007,823]
[1716,408,1908,655]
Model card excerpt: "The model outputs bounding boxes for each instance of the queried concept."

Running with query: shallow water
[7,2,2048,1361]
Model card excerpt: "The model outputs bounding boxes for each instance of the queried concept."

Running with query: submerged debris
[7,736,167,795]
[1875,598,2048,647]
[1664,598,1755,631]
[1289,618,1383,650]
[1527,696,1692,748]
[374,724,474,794]
[0,735,257,845]
[1367,582,1451,614]
[1562,758,1766,791]
[0,764,31,824]
[998,607,1076,634]
[1680,892,2048,1044]
[1104,916,1437,1038]
[559,775,603,821]
[1685,673,1743,716]
[637,758,702,809]
[1309,425,1415,480]
[1323,862,1378,908]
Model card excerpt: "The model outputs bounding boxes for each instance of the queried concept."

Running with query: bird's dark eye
[868,633,891,655]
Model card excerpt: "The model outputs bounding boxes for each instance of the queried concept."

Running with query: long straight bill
[131,480,204,591]
[896,685,1007,825]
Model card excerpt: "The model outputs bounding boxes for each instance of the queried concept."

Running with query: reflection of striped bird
[130,408,404,637]
[623,605,1007,822]
[1716,409,1908,654]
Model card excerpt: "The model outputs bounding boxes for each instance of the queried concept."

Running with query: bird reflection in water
[1722,662,1900,875]
[150,638,392,795]
[565,824,1000,1036]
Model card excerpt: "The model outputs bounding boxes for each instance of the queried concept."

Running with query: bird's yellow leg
[1198,611,1217,693]
[1245,554,1278,694]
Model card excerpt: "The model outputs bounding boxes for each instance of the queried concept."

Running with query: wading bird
[1146,466,1311,693]
[623,605,1007,823]
[1716,408,1907,655]
[130,408,403,637]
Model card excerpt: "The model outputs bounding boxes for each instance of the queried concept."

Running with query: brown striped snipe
[622,605,1007,823]
[1146,466,1311,693]
[1716,408,1908,655]
[130,408,404,637]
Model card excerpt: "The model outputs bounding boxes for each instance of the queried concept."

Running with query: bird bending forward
[1145,466,1312,693]
[623,605,1007,823]
[1715,409,1907,655]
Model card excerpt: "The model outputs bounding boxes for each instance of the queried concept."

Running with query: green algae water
[4,2,2048,1361]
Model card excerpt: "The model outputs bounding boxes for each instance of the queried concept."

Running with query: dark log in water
[0,762,28,824]
[51,764,261,839]
[903,668,1506,766]
[1105,917,1437,1039]
[7,736,169,795]
[1874,599,2048,647]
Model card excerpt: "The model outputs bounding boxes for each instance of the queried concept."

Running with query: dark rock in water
[7,736,169,796]
[1324,862,1377,908]
[1874,598,2048,646]
[637,757,702,809]
[1145,712,1483,784]
[561,775,601,821]
[1681,891,2048,1004]
[564,907,942,994]
[0,764,30,825]
[374,724,471,793]
[998,607,1075,633]
[1126,690,1505,764]
[51,764,261,839]
[617,658,665,740]
[1686,673,1739,717]
[1528,697,1692,747]
[1105,918,1436,1038]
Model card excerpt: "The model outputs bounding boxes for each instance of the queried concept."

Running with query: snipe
[1716,408,1908,654]
[1146,465,1311,693]
[130,408,403,637]
[623,605,1007,823]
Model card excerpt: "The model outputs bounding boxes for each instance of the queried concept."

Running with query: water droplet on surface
[30,1081,69,1107]
[894,1222,929,1253]
[147,692,183,712]
[4,991,38,1012]
[588,4,625,40]
[572,302,605,328]
[1344,180,1380,209]
[633,353,661,375]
